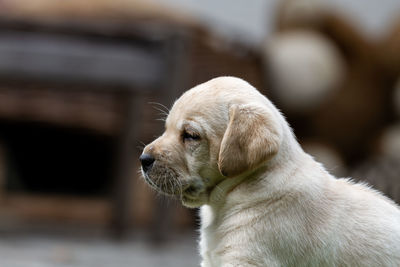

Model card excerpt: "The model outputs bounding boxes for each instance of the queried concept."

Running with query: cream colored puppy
[140,77,400,267]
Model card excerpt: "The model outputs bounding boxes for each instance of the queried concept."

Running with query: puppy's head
[140,77,283,207]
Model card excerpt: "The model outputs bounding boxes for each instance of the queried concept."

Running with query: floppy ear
[218,104,281,177]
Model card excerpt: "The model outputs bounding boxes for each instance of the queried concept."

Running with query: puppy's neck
[208,164,269,206]
[208,143,307,207]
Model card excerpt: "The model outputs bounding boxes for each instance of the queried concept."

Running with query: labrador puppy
[140,77,400,267]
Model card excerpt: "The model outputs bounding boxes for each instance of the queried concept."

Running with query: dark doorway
[0,120,115,197]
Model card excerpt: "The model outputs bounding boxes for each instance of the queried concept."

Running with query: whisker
[152,106,169,117]
[177,179,184,196]
[134,140,147,152]
[148,102,170,113]
[155,112,168,118]
[137,140,147,147]
[167,178,173,195]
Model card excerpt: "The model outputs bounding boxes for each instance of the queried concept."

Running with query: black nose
[139,153,155,172]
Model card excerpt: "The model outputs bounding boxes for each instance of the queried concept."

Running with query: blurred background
[0,0,398,266]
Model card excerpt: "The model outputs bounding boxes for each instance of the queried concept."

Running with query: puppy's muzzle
[139,153,155,173]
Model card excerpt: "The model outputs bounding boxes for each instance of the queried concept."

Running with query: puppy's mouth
[141,162,212,207]
[142,171,208,203]
[142,176,179,197]
[141,166,185,197]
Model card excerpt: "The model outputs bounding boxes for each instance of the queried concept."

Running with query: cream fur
[141,77,400,267]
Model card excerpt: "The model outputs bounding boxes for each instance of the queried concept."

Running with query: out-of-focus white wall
[156,0,400,45]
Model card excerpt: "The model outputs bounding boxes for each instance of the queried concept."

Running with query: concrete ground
[0,230,199,267]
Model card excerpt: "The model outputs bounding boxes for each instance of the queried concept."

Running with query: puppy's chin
[142,165,219,207]
[141,163,187,196]
[141,176,182,199]
[180,179,208,208]
[181,173,226,207]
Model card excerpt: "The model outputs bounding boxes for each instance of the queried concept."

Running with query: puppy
[140,77,400,267]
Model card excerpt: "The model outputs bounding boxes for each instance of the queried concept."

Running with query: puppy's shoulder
[327,177,400,217]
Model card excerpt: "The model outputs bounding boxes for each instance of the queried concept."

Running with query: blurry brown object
[0,0,265,238]
[0,0,191,237]
[266,0,400,166]
[394,79,400,116]
[265,30,345,112]
[265,0,400,207]
[0,194,111,224]
[378,17,400,78]
[0,0,198,26]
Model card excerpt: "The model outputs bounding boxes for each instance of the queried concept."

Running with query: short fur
[141,77,400,267]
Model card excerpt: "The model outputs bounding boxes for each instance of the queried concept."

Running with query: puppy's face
[141,89,226,207]
[140,77,282,207]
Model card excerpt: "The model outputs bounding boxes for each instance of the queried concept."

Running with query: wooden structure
[0,0,265,235]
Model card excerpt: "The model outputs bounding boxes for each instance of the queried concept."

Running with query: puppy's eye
[182,130,200,143]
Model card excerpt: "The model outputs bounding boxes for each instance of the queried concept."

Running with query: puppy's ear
[218,104,281,177]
